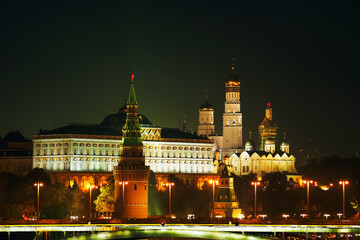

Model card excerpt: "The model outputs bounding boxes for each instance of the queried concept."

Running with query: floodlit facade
[227,103,297,177]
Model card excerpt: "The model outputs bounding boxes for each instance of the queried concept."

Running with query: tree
[350,198,360,217]
[94,182,115,213]
[27,168,51,185]
[66,181,85,216]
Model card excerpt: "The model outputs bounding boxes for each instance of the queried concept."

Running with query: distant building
[197,99,215,137]
[227,104,298,179]
[210,63,243,159]
[0,131,33,174]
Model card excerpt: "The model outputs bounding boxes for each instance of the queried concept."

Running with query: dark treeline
[1,156,359,219]
[233,155,360,218]
[148,172,212,218]
[0,168,95,219]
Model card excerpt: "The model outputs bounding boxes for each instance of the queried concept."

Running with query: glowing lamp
[267,102,271,107]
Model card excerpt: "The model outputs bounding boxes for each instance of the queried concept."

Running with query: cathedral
[197,63,298,181]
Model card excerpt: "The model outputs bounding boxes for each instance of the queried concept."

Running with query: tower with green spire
[113,74,150,219]
[121,74,143,147]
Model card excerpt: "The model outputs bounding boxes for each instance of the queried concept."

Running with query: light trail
[0,224,360,234]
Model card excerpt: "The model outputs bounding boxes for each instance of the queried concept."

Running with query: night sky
[1,1,359,164]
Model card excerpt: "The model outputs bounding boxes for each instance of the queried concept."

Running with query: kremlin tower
[222,61,243,154]
[198,95,215,137]
[113,74,150,218]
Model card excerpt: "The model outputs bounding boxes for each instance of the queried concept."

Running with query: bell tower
[198,93,215,137]
[113,74,150,218]
[222,60,243,153]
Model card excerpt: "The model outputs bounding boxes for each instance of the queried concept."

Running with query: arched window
[233,119,236,126]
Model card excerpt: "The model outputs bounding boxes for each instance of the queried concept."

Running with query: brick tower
[113,74,150,218]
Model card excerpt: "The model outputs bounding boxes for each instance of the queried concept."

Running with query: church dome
[265,139,275,145]
[101,112,152,129]
[225,73,240,86]
[199,100,214,110]
[245,140,255,151]
[280,140,289,147]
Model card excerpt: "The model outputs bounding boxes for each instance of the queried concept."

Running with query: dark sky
[1,1,359,163]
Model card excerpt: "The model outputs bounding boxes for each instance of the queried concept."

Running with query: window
[86,162,90,171]
[73,148,77,155]
[43,148,47,155]
[57,148,61,155]
[227,120,229,126]
[233,119,236,126]
[57,162,61,170]
[145,184,147,190]
[50,148,54,155]
[64,148,68,155]
[134,184,137,190]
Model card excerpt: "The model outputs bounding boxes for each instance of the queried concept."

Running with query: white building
[33,107,214,175]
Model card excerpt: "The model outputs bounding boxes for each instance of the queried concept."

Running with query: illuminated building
[213,162,241,218]
[32,82,216,189]
[259,103,277,151]
[227,104,297,178]
[113,75,150,218]
[210,62,243,159]
[197,98,215,137]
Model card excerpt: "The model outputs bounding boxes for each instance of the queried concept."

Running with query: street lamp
[34,182,43,218]
[163,182,175,215]
[87,184,98,218]
[302,180,316,216]
[339,180,349,218]
[251,181,261,217]
[209,180,219,217]
[119,181,128,205]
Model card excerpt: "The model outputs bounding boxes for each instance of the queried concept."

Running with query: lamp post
[339,180,349,218]
[209,180,219,217]
[34,182,43,218]
[119,181,128,205]
[303,180,316,216]
[87,184,98,218]
[251,181,261,217]
[163,182,175,215]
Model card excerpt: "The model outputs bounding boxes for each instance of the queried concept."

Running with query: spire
[205,89,208,100]
[249,131,252,140]
[121,75,142,146]
[231,57,236,72]
[128,74,137,105]
[283,131,286,140]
